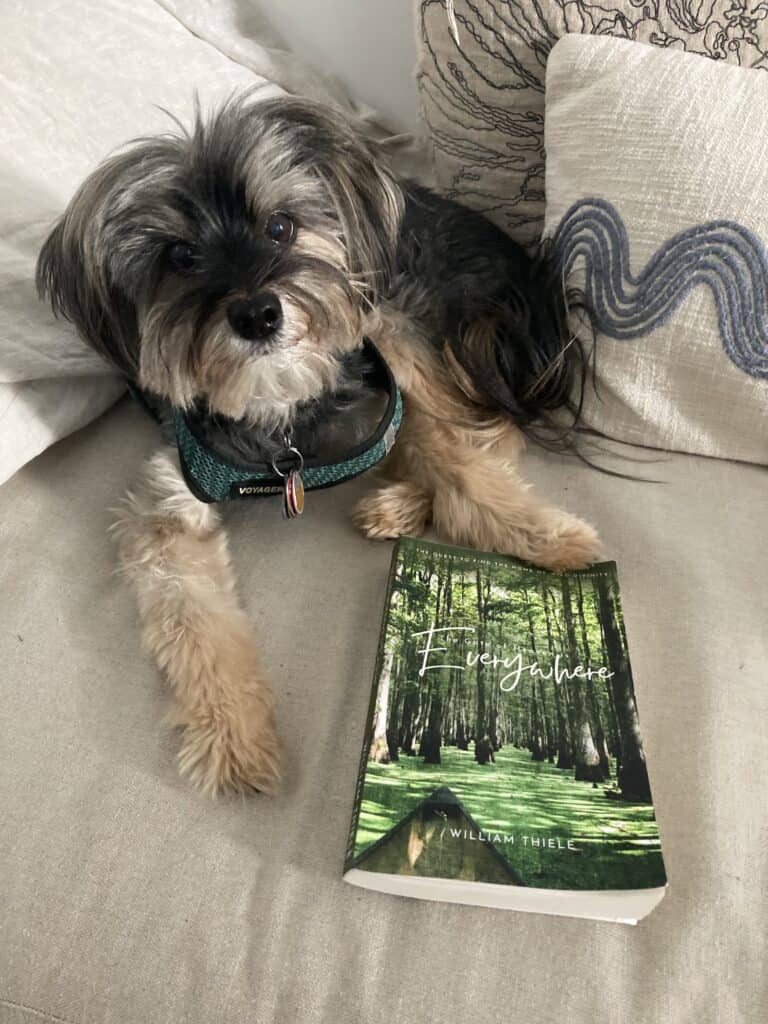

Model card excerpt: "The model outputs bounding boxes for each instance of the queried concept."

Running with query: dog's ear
[314,128,403,291]
[37,215,139,378]
[36,153,152,379]
[274,100,404,293]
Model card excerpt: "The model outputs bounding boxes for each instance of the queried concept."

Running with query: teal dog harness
[130,338,403,512]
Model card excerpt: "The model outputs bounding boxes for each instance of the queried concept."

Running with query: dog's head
[37,94,403,426]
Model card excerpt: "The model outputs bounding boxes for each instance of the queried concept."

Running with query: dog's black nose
[227,293,282,342]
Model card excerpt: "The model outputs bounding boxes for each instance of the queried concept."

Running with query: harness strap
[137,337,403,504]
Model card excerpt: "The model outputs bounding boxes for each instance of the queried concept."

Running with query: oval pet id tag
[282,468,305,519]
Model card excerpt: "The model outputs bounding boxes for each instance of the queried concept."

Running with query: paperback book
[344,538,666,923]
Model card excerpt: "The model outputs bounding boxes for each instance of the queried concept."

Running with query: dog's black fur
[36,96,580,468]
[186,183,578,466]
[394,183,577,420]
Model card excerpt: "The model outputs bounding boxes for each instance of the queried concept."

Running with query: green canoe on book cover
[344,538,667,924]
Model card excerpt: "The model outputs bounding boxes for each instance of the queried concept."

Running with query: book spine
[343,540,402,873]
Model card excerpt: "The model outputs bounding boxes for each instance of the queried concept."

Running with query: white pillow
[544,35,768,465]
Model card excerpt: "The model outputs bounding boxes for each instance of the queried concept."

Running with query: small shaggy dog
[37,94,600,796]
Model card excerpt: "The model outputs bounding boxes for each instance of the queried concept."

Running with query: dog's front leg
[357,404,600,570]
[112,451,280,796]
[354,333,600,570]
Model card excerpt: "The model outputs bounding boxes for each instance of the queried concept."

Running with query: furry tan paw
[173,688,281,798]
[352,482,432,540]
[534,513,602,572]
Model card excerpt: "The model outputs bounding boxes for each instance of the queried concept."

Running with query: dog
[36,94,600,797]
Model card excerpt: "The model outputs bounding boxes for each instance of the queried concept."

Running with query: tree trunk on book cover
[514,705,525,748]
[419,563,446,763]
[509,687,522,747]
[455,619,469,749]
[604,679,622,764]
[545,680,556,761]
[529,690,545,761]
[402,553,435,756]
[456,709,469,750]
[488,629,501,750]
[442,668,456,745]
[387,661,400,747]
[407,690,425,756]
[529,589,555,761]
[440,573,457,746]
[493,614,505,753]
[548,593,578,750]
[386,727,399,762]
[522,586,546,762]
[540,674,555,763]
[595,597,622,764]
[474,569,489,760]
[577,577,610,781]
[418,685,440,760]
[587,680,612,777]
[489,701,500,751]
[595,574,652,802]
[501,706,511,746]
[370,648,394,763]
[390,550,415,757]
[418,689,431,758]
[420,691,442,764]
[400,685,418,756]
[385,681,401,762]
[542,585,573,769]
[561,576,603,783]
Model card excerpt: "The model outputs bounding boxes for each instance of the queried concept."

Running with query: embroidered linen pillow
[543,34,768,464]
[418,1,768,248]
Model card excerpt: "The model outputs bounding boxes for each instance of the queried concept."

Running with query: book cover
[344,538,666,923]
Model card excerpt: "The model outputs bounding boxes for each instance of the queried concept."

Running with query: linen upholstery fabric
[418,0,768,247]
[543,34,768,464]
[1,400,766,1024]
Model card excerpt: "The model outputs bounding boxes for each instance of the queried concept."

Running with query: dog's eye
[265,212,295,245]
[168,242,197,273]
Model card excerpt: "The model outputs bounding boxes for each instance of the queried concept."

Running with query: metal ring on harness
[270,447,304,479]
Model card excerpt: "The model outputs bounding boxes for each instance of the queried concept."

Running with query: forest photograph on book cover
[351,539,665,891]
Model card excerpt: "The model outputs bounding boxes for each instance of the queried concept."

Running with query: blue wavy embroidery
[550,197,768,380]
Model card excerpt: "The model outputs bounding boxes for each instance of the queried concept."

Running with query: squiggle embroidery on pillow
[550,197,768,380]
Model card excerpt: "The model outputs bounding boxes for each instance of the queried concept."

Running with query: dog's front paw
[536,513,602,572]
[173,681,281,798]
[352,482,432,541]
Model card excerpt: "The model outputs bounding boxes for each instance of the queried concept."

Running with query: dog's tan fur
[355,310,600,571]
[112,453,280,795]
[114,315,599,797]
